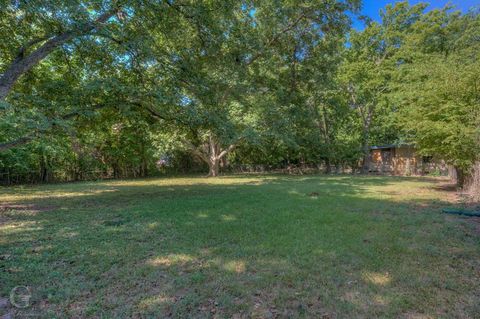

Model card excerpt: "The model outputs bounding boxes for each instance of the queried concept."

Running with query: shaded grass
[0,175,479,318]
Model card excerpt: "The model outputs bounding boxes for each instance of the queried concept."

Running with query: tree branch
[0,7,121,101]
[218,143,237,159]
[13,36,52,64]
[246,12,308,66]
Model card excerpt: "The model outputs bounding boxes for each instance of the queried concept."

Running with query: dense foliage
[0,1,478,184]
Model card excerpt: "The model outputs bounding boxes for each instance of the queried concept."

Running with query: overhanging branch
[0,6,121,101]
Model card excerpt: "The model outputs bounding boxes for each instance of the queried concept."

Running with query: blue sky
[354,0,479,29]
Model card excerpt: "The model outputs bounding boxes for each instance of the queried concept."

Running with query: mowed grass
[1,175,479,318]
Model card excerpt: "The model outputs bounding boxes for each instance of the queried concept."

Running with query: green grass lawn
[1,175,479,318]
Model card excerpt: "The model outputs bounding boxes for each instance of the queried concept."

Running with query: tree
[393,6,480,186]
[339,2,427,173]
[132,0,360,176]
[0,1,122,101]
[0,0,127,152]
[0,0,186,152]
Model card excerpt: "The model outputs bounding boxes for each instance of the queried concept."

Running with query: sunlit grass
[1,175,479,318]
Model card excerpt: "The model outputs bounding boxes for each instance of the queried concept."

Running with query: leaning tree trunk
[0,8,118,102]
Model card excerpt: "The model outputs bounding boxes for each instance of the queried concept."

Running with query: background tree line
[0,1,478,190]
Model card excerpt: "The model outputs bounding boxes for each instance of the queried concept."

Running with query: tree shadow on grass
[1,175,479,318]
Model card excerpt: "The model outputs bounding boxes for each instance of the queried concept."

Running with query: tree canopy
[0,1,478,185]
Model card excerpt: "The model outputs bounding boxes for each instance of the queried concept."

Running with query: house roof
[369,144,413,150]
[370,144,396,150]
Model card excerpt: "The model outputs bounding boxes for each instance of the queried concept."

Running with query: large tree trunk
[466,162,480,201]
[207,136,220,177]
[188,134,239,177]
[208,158,220,177]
